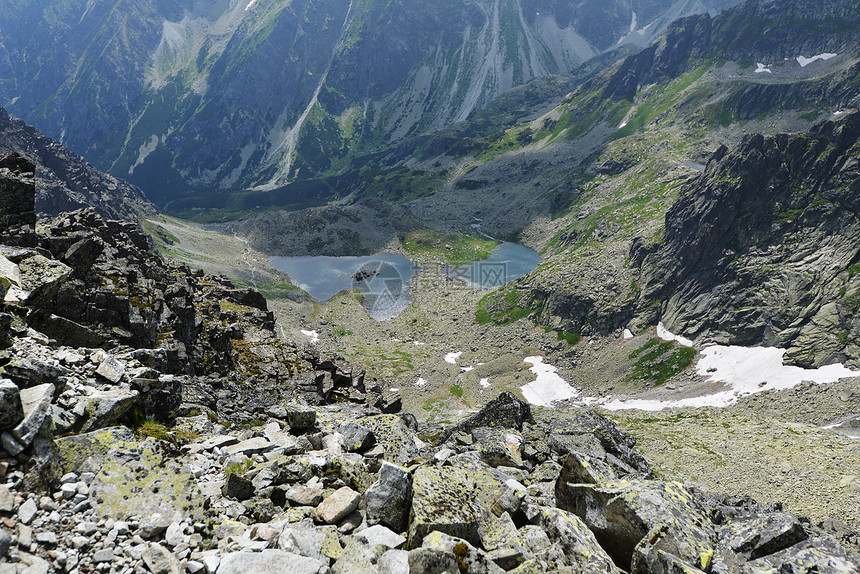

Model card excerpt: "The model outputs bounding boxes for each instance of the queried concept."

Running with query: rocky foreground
[1,152,859,573]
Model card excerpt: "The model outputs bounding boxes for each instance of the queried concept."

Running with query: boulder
[407,547,460,574]
[286,485,325,507]
[95,354,126,383]
[315,486,361,524]
[472,427,524,468]
[285,405,318,432]
[55,426,136,474]
[18,253,72,302]
[718,512,807,560]
[133,376,182,423]
[407,460,513,548]
[89,439,205,522]
[0,530,9,559]
[79,388,139,433]
[216,550,331,574]
[421,530,504,574]
[559,479,716,573]
[141,542,184,574]
[439,391,532,443]
[358,414,420,465]
[222,473,254,501]
[278,525,342,563]
[366,461,412,532]
[355,524,407,551]
[378,549,409,574]
[338,421,376,452]
[525,504,621,573]
[2,382,54,455]
[0,379,23,430]
[744,536,860,574]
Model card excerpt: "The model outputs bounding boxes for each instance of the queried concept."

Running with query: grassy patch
[135,420,199,446]
[627,338,696,386]
[401,229,498,266]
[224,459,255,479]
[476,290,538,326]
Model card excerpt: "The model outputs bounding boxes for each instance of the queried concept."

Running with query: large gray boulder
[79,388,139,433]
[0,379,23,430]
[1,382,54,455]
[525,504,621,573]
[366,462,412,532]
[559,478,716,574]
[217,550,331,574]
[439,391,532,443]
[407,459,516,548]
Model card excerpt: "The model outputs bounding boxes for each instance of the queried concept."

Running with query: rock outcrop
[636,112,860,367]
[0,106,155,221]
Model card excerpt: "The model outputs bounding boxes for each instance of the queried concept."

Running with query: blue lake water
[446,242,541,288]
[269,253,417,321]
[270,242,540,321]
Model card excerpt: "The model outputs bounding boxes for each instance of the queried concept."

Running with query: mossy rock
[88,437,206,522]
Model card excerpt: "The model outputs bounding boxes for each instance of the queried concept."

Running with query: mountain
[0,0,740,202]
[0,106,155,220]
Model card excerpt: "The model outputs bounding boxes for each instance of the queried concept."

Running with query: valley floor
[151,215,860,532]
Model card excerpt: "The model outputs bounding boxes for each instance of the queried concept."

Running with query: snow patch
[602,345,860,411]
[796,53,837,67]
[520,356,581,407]
[623,329,634,340]
[389,388,400,393]
[461,366,475,372]
[480,378,491,388]
[444,352,462,364]
[412,341,426,346]
[245,0,257,10]
[656,322,693,347]
[754,63,772,74]
[300,330,319,344]
[415,378,427,387]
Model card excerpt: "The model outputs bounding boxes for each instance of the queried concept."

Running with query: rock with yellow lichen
[558,478,717,574]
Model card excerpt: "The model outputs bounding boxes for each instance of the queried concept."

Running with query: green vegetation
[627,338,697,386]
[450,385,464,399]
[224,459,255,479]
[401,229,499,266]
[135,420,199,446]
[232,279,298,299]
[476,290,538,326]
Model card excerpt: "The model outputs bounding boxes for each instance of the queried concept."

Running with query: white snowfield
[444,352,463,364]
[518,324,860,411]
[796,53,837,67]
[656,322,693,347]
[755,63,772,73]
[520,356,584,407]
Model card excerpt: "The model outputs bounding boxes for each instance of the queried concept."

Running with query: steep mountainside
[0,106,155,220]
[637,113,860,367]
[0,0,739,201]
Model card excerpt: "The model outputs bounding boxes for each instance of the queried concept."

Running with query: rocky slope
[2,131,860,573]
[0,106,155,221]
[636,113,860,368]
[0,0,740,201]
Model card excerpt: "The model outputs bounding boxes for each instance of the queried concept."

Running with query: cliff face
[0,106,155,221]
[637,112,860,367]
[0,0,740,200]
